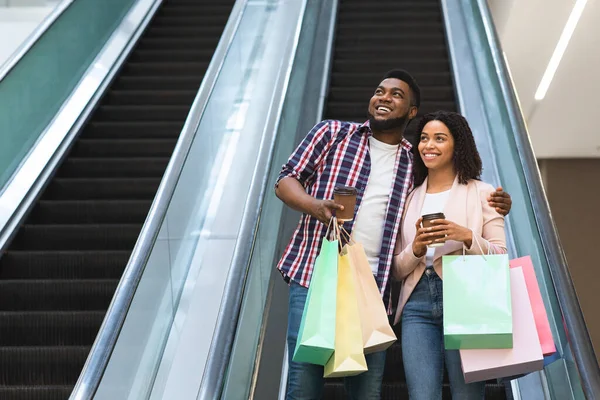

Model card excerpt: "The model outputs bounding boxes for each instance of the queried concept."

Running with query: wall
[0,3,55,69]
[541,159,600,363]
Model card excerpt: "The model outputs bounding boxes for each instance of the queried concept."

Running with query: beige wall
[541,159,600,363]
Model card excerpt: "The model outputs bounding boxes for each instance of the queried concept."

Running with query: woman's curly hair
[412,111,482,187]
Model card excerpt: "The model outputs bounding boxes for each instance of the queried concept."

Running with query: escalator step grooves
[0,0,235,398]
[323,0,506,399]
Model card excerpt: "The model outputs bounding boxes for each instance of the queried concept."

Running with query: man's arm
[274,120,344,224]
[276,177,342,224]
[275,120,334,188]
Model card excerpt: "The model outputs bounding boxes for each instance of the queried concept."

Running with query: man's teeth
[377,106,391,112]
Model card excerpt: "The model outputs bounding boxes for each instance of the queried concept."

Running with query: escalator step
[333,60,450,74]
[10,225,142,250]
[0,347,90,385]
[122,62,210,76]
[113,76,204,91]
[129,49,216,62]
[0,312,104,346]
[84,122,184,139]
[337,12,442,23]
[57,158,170,178]
[95,105,190,121]
[329,72,453,88]
[42,178,161,200]
[0,385,73,400]
[325,101,456,120]
[151,16,230,27]
[158,6,232,18]
[336,23,444,34]
[147,26,228,38]
[328,87,454,102]
[333,45,449,59]
[323,382,448,399]
[0,251,129,279]
[29,200,152,224]
[104,90,197,106]
[334,32,446,46]
[70,138,177,157]
[135,37,220,51]
[339,3,441,12]
[0,280,118,311]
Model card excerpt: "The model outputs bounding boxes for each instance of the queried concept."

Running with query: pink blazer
[392,177,507,325]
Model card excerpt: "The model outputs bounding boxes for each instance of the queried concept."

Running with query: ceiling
[488,0,599,158]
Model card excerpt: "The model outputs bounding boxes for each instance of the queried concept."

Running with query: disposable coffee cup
[421,212,445,248]
[333,186,357,221]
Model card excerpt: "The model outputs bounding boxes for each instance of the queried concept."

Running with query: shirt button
[425,269,432,276]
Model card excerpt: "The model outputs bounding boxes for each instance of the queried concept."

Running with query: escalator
[0,0,233,398]
[321,0,504,398]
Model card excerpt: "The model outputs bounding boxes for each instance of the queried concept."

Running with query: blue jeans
[286,281,387,400]
[401,268,485,400]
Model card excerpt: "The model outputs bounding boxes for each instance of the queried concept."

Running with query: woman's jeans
[401,268,485,400]
[286,281,387,399]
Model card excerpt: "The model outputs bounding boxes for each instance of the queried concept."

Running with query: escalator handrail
[475,0,600,395]
[196,1,309,398]
[0,0,74,82]
[69,1,248,399]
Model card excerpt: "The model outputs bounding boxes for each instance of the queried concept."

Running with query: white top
[352,136,399,274]
[421,190,451,267]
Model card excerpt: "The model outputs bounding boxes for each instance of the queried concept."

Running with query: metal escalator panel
[323,1,505,397]
[0,1,234,399]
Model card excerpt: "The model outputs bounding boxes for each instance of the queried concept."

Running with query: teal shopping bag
[443,253,512,349]
[293,236,339,365]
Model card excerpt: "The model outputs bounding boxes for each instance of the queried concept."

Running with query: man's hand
[488,186,512,216]
[309,199,344,225]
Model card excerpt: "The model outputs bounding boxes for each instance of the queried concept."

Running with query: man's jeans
[286,281,386,400]
[401,268,485,400]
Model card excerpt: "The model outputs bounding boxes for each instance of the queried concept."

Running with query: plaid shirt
[275,120,414,312]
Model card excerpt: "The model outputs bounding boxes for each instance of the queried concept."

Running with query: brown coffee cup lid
[334,186,357,195]
[422,212,445,221]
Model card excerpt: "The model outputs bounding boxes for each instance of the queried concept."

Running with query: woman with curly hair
[392,111,508,399]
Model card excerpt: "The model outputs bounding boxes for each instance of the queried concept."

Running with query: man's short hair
[381,69,421,108]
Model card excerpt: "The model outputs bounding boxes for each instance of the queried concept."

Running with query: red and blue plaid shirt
[275,120,414,312]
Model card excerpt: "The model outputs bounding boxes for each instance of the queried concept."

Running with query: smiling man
[274,69,512,399]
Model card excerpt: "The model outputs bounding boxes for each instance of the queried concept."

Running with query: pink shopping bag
[510,256,556,356]
[460,267,544,383]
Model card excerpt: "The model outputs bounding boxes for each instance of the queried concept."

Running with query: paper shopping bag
[324,247,368,377]
[293,237,338,365]
[460,267,544,383]
[510,256,556,356]
[443,254,512,349]
[346,241,396,354]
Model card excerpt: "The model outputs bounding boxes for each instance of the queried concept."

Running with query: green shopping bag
[443,253,512,349]
[293,222,339,365]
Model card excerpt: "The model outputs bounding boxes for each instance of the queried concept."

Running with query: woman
[392,111,507,399]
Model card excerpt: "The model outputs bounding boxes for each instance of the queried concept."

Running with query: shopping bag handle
[461,231,493,260]
[339,226,353,245]
[325,216,336,241]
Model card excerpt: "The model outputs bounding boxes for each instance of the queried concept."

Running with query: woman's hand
[412,217,436,258]
[428,219,473,248]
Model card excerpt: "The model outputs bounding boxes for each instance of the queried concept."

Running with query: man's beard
[368,112,411,132]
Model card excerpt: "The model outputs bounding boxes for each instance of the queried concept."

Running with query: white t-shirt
[352,136,399,274]
[420,190,451,267]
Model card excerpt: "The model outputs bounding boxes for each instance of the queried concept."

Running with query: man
[275,69,512,399]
